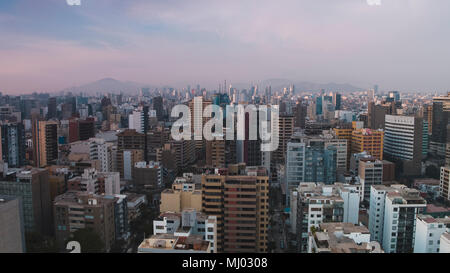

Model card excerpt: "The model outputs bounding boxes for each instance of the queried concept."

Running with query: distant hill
[58,78,156,95]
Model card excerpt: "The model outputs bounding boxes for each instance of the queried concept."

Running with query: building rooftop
[311,223,382,253]
[138,234,209,252]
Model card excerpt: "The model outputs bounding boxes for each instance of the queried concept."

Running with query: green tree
[25,232,59,253]
[425,165,440,179]
[68,228,104,253]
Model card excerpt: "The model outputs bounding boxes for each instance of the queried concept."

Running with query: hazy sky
[1,0,450,94]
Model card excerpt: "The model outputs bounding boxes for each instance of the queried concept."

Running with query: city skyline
[1,0,450,94]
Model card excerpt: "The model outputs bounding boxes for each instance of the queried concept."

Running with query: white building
[440,166,450,201]
[68,168,121,195]
[369,185,399,243]
[414,215,450,253]
[89,138,114,172]
[291,182,360,252]
[440,233,450,253]
[382,186,426,253]
[128,106,154,133]
[151,209,217,253]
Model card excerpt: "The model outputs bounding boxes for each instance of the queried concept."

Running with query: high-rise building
[188,97,212,160]
[291,183,349,252]
[423,120,429,156]
[358,158,383,202]
[293,101,307,128]
[33,119,58,167]
[369,184,426,253]
[273,115,294,164]
[422,104,433,135]
[128,106,153,134]
[206,139,225,168]
[53,191,119,252]
[430,98,450,157]
[0,196,25,253]
[89,138,114,172]
[153,96,164,121]
[351,128,384,160]
[78,118,95,141]
[0,122,26,167]
[440,166,450,201]
[47,97,57,120]
[0,167,53,236]
[116,129,145,179]
[368,101,396,130]
[333,92,342,110]
[201,164,269,253]
[384,115,423,176]
[381,186,426,253]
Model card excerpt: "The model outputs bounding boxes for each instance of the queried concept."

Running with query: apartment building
[440,166,450,201]
[160,175,202,213]
[0,166,52,235]
[201,164,269,253]
[358,158,383,202]
[351,128,384,160]
[67,168,120,195]
[53,191,119,252]
[414,214,450,253]
[116,129,145,179]
[382,187,426,253]
[132,161,163,189]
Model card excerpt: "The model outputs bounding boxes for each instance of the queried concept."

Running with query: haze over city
[1,0,450,94]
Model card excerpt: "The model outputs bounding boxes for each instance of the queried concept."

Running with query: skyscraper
[384,115,423,176]
[201,164,269,253]
[430,98,450,157]
[0,122,26,167]
[0,167,52,236]
[47,97,57,120]
[32,119,58,167]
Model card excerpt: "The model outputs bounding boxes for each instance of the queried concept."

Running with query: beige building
[33,119,58,167]
[160,176,202,213]
[202,164,269,253]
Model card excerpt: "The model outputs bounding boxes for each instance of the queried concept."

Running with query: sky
[0,0,450,94]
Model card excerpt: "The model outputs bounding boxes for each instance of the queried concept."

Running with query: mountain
[58,78,156,95]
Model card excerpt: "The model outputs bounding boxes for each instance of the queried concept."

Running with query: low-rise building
[308,222,383,253]
[137,234,213,253]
